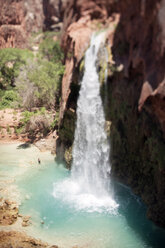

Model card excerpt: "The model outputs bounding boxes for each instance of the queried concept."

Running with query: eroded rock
[0,199,18,225]
[0,231,49,248]
[22,216,31,227]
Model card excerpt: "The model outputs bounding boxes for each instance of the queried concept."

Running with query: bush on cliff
[39,32,64,63]
[0,90,19,109]
[0,48,33,90]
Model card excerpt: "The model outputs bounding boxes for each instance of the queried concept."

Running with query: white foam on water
[53,178,118,214]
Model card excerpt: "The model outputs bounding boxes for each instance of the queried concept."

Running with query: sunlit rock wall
[0,0,66,48]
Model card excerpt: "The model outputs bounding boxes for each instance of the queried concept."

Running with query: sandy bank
[0,142,60,248]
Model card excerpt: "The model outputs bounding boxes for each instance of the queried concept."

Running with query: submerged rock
[22,216,31,227]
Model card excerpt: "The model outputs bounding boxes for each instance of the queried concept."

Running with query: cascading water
[71,33,111,196]
[53,32,118,213]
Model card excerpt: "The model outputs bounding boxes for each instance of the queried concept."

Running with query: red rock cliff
[60,0,165,228]
[0,0,67,48]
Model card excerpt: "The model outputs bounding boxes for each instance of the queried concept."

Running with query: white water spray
[53,32,118,212]
[72,33,110,195]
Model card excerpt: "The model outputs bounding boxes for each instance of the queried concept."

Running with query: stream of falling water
[53,32,118,213]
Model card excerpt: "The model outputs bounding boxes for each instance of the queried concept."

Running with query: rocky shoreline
[0,231,58,248]
[0,198,59,247]
[0,142,60,248]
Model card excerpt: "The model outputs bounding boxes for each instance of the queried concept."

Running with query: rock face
[59,0,116,120]
[107,0,165,228]
[0,0,66,48]
[0,199,18,225]
[0,198,59,247]
[60,0,165,228]
[0,0,43,48]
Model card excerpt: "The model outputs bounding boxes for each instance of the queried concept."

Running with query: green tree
[0,48,33,90]
[16,59,64,110]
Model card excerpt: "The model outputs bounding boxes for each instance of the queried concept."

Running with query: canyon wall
[107,0,165,228]
[0,0,67,48]
[59,0,165,228]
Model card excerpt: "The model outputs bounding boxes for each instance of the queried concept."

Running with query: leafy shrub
[20,108,51,127]
[0,90,18,109]
[39,32,64,63]
[0,32,64,112]
[0,48,33,90]
[50,111,59,129]
[16,59,64,110]
[21,111,34,125]
[26,114,52,136]
[18,109,54,138]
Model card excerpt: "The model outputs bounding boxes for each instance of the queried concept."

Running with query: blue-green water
[17,159,165,248]
[0,143,165,248]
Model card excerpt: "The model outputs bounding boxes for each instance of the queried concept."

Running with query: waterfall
[53,32,118,213]
[71,32,110,196]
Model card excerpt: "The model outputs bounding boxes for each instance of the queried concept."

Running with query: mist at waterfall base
[4,32,165,248]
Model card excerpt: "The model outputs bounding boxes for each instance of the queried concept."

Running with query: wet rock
[0,199,18,225]
[64,146,73,169]
[22,216,31,227]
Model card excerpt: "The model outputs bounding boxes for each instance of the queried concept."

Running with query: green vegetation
[6,125,11,134]
[16,58,64,110]
[16,108,53,138]
[0,48,33,90]
[79,59,85,73]
[0,32,65,140]
[12,110,17,115]
[0,90,18,109]
[39,36,64,63]
[0,32,64,112]
[50,111,59,129]
[20,108,47,126]
[15,32,64,110]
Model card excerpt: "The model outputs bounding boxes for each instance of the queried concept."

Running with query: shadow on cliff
[108,0,165,245]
